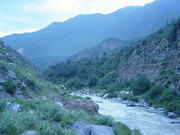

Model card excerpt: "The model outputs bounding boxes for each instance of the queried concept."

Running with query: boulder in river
[64,99,99,114]
[146,107,156,113]
[103,94,109,99]
[126,101,136,107]
[167,112,177,119]
[156,108,168,116]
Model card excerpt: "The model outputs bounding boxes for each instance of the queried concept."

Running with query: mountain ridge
[1,0,180,60]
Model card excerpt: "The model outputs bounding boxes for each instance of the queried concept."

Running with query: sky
[0,0,155,37]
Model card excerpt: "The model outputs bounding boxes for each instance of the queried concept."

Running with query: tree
[88,74,98,87]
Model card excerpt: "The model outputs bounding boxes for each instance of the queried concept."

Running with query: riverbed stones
[103,94,109,99]
[146,107,156,113]
[126,101,136,107]
[69,121,115,135]
[167,112,177,119]
[156,108,168,115]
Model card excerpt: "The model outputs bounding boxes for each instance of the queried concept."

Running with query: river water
[76,94,180,135]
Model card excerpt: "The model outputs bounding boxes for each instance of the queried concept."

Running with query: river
[75,94,180,135]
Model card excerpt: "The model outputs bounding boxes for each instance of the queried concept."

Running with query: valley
[0,0,180,134]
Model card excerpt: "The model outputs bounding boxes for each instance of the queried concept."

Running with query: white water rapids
[75,94,180,135]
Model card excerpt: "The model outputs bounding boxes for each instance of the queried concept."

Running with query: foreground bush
[2,79,17,94]
[0,99,139,135]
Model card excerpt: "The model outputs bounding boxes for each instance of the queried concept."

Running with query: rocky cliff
[117,19,180,93]
[0,40,43,98]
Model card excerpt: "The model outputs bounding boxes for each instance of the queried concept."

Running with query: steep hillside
[1,0,180,62]
[0,41,140,135]
[44,19,180,113]
[117,20,180,93]
[0,40,51,98]
[70,38,127,61]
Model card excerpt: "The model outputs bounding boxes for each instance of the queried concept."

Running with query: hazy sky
[0,0,155,37]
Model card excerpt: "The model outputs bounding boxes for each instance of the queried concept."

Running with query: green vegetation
[44,19,180,114]
[0,99,138,135]
[2,79,17,94]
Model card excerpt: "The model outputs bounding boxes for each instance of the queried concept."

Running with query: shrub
[2,79,17,94]
[107,83,122,93]
[121,94,139,102]
[66,78,84,90]
[144,86,163,100]
[38,121,75,135]
[0,111,38,135]
[113,122,132,135]
[0,99,7,112]
[34,102,63,122]
[93,115,113,127]
[130,76,152,95]
[99,71,117,88]
[88,74,98,87]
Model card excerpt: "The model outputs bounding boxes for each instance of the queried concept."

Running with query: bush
[121,94,139,102]
[38,121,75,135]
[34,102,63,122]
[93,115,113,127]
[107,83,122,93]
[130,76,152,95]
[66,78,84,90]
[144,86,163,100]
[0,99,7,112]
[2,79,17,94]
[113,122,132,135]
[99,71,117,89]
[88,74,98,87]
[0,111,38,135]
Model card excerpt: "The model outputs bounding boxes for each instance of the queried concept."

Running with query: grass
[2,79,17,94]
[0,98,140,135]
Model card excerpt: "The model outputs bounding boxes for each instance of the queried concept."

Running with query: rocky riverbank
[73,92,180,135]
[73,90,179,120]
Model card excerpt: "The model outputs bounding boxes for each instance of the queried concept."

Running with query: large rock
[7,70,17,79]
[126,101,136,107]
[167,112,177,119]
[64,99,99,114]
[21,130,38,135]
[55,101,64,108]
[103,94,109,99]
[7,102,21,111]
[156,108,168,115]
[146,107,156,113]
[70,121,115,135]
[0,65,8,82]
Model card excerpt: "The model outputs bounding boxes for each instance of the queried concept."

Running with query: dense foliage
[44,19,180,114]
[0,99,140,135]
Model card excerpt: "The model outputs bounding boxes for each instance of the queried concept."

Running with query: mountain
[31,56,68,69]
[0,41,138,135]
[0,40,41,98]
[1,0,180,62]
[69,38,128,61]
[44,18,180,113]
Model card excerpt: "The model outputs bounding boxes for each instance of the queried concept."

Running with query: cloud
[23,0,155,21]
[0,32,7,37]
[1,0,155,36]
